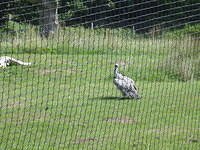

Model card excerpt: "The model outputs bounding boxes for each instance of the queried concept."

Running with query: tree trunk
[40,0,58,38]
[0,0,9,27]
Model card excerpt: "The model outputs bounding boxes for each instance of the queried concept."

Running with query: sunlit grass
[0,54,199,149]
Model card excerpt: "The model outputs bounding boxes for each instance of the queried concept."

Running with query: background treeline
[0,0,200,33]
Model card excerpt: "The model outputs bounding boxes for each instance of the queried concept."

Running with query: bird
[113,64,141,99]
[0,56,31,68]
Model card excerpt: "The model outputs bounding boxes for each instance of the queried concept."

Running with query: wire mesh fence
[0,0,200,149]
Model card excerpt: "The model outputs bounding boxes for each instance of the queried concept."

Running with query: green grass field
[0,23,200,149]
[0,54,199,149]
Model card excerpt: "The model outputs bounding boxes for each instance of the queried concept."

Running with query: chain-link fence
[0,0,200,149]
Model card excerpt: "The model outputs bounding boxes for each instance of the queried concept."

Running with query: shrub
[161,36,200,81]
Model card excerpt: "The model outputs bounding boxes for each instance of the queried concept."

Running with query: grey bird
[113,64,141,99]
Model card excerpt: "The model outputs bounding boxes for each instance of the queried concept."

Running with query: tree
[39,0,59,38]
[0,0,9,27]
[8,0,59,38]
[1,0,199,34]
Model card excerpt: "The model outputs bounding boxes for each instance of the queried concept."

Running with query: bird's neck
[114,67,118,78]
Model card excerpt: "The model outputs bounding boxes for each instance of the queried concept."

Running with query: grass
[1,21,199,81]
[0,22,200,149]
[0,54,199,149]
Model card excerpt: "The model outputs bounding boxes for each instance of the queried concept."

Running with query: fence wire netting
[0,0,200,149]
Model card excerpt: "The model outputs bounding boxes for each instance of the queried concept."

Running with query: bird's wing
[114,78,140,97]
[124,76,135,84]
[114,78,132,90]
[130,83,138,91]
[116,77,138,92]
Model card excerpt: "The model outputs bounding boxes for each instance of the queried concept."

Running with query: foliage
[1,0,199,32]
[10,0,41,25]
[0,0,9,27]
[165,24,200,38]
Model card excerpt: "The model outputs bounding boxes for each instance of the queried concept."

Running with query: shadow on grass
[91,96,133,101]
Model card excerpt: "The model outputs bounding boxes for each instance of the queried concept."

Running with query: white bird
[0,56,31,68]
[113,64,141,99]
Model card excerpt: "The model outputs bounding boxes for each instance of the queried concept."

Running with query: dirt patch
[66,68,77,74]
[72,135,121,144]
[147,126,200,137]
[30,68,79,75]
[73,138,96,143]
[105,117,136,124]
[147,126,172,134]
[29,68,61,75]
[0,101,22,107]
[0,111,50,124]
[37,69,60,75]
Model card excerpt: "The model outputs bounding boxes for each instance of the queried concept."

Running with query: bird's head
[114,64,119,78]
[115,64,119,68]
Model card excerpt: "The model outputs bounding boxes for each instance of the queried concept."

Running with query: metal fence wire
[0,0,200,149]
